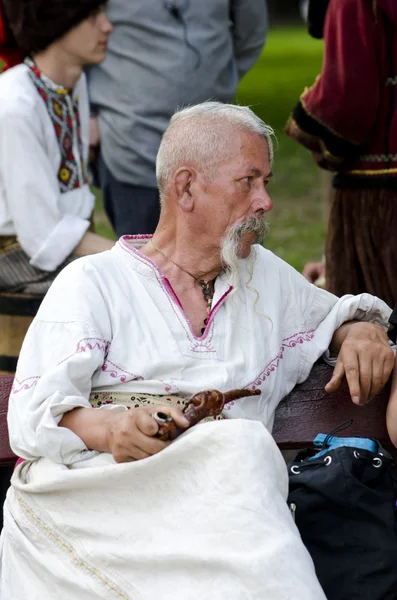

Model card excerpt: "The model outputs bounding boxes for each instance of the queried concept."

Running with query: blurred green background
[94,26,326,271]
[1,26,326,272]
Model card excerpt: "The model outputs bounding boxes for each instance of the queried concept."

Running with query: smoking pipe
[154,387,260,441]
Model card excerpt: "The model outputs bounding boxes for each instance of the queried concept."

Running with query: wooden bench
[0,293,43,374]
[0,362,394,529]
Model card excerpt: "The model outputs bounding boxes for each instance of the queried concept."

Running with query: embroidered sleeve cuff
[29,214,91,271]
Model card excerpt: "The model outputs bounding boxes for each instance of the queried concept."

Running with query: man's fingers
[368,356,389,401]
[342,352,361,405]
[147,405,189,428]
[115,446,151,463]
[383,353,395,383]
[325,360,345,393]
[355,355,372,405]
[132,428,169,456]
[136,410,160,437]
[166,407,189,428]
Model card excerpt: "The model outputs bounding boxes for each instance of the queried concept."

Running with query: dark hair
[2,0,108,56]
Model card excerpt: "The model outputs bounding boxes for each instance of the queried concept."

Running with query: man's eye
[242,177,252,186]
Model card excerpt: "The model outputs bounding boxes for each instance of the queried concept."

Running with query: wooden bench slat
[273,361,394,458]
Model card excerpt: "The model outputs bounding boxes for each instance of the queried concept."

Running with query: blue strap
[309,434,377,460]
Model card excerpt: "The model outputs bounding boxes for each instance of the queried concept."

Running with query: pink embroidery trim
[57,338,110,366]
[224,329,316,410]
[251,329,315,388]
[164,278,183,310]
[12,376,40,395]
[158,380,172,392]
[119,237,232,344]
[121,234,153,242]
[189,287,233,352]
[101,359,144,384]
[12,339,111,394]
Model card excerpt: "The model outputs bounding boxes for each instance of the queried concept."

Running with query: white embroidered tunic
[8,236,392,464]
[0,63,94,271]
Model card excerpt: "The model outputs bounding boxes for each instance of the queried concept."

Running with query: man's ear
[174,167,196,212]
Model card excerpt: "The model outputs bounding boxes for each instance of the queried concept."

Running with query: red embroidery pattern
[250,330,316,389]
[223,329,316,411]
[25,58,88,193]
[12,376,41,395]
[57,338,110,366]
[101,360,144,384]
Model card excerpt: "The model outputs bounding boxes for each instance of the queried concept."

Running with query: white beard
[220,216,269,292]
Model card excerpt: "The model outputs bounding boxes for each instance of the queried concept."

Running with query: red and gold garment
[286,0,397,190]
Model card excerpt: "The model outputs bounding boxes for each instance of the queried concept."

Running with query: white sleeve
[0,112,90,271]
[271,253,392,383]
[230,0,268,78]
[299,285,392,383]
[7,259,118,464]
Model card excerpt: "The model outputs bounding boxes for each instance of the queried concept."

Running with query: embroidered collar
[24,57,69,96]
[24,56,87,193]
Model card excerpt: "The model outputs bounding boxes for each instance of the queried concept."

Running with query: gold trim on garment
[0,235,21,255]
[299,96,361,144]
[286,116,319,142]
[346,167,397,175]
[321,145,345,162]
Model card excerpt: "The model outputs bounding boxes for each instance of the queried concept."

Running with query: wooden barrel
[0,293,43,375]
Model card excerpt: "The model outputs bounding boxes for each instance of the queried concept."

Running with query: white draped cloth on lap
[1,420,326,600]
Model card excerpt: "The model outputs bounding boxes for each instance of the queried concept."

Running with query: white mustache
[232,216,269,242]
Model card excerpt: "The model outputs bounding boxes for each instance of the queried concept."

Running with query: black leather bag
[288,428,397,600]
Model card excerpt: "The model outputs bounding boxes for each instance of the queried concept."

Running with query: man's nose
[252,188,273,214]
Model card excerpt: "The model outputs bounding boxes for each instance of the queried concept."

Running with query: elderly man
[1,103,394,599]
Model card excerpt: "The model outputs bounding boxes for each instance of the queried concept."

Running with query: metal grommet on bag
[373,457,382,468]
[353,450,360,459]
[291,466,300,475]
[324,456,332,466]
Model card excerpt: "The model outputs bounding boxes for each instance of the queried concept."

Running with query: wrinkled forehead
[218,129,271,170]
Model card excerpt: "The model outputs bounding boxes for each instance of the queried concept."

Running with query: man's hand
[105,405,189,463]
[325,322,394,405]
